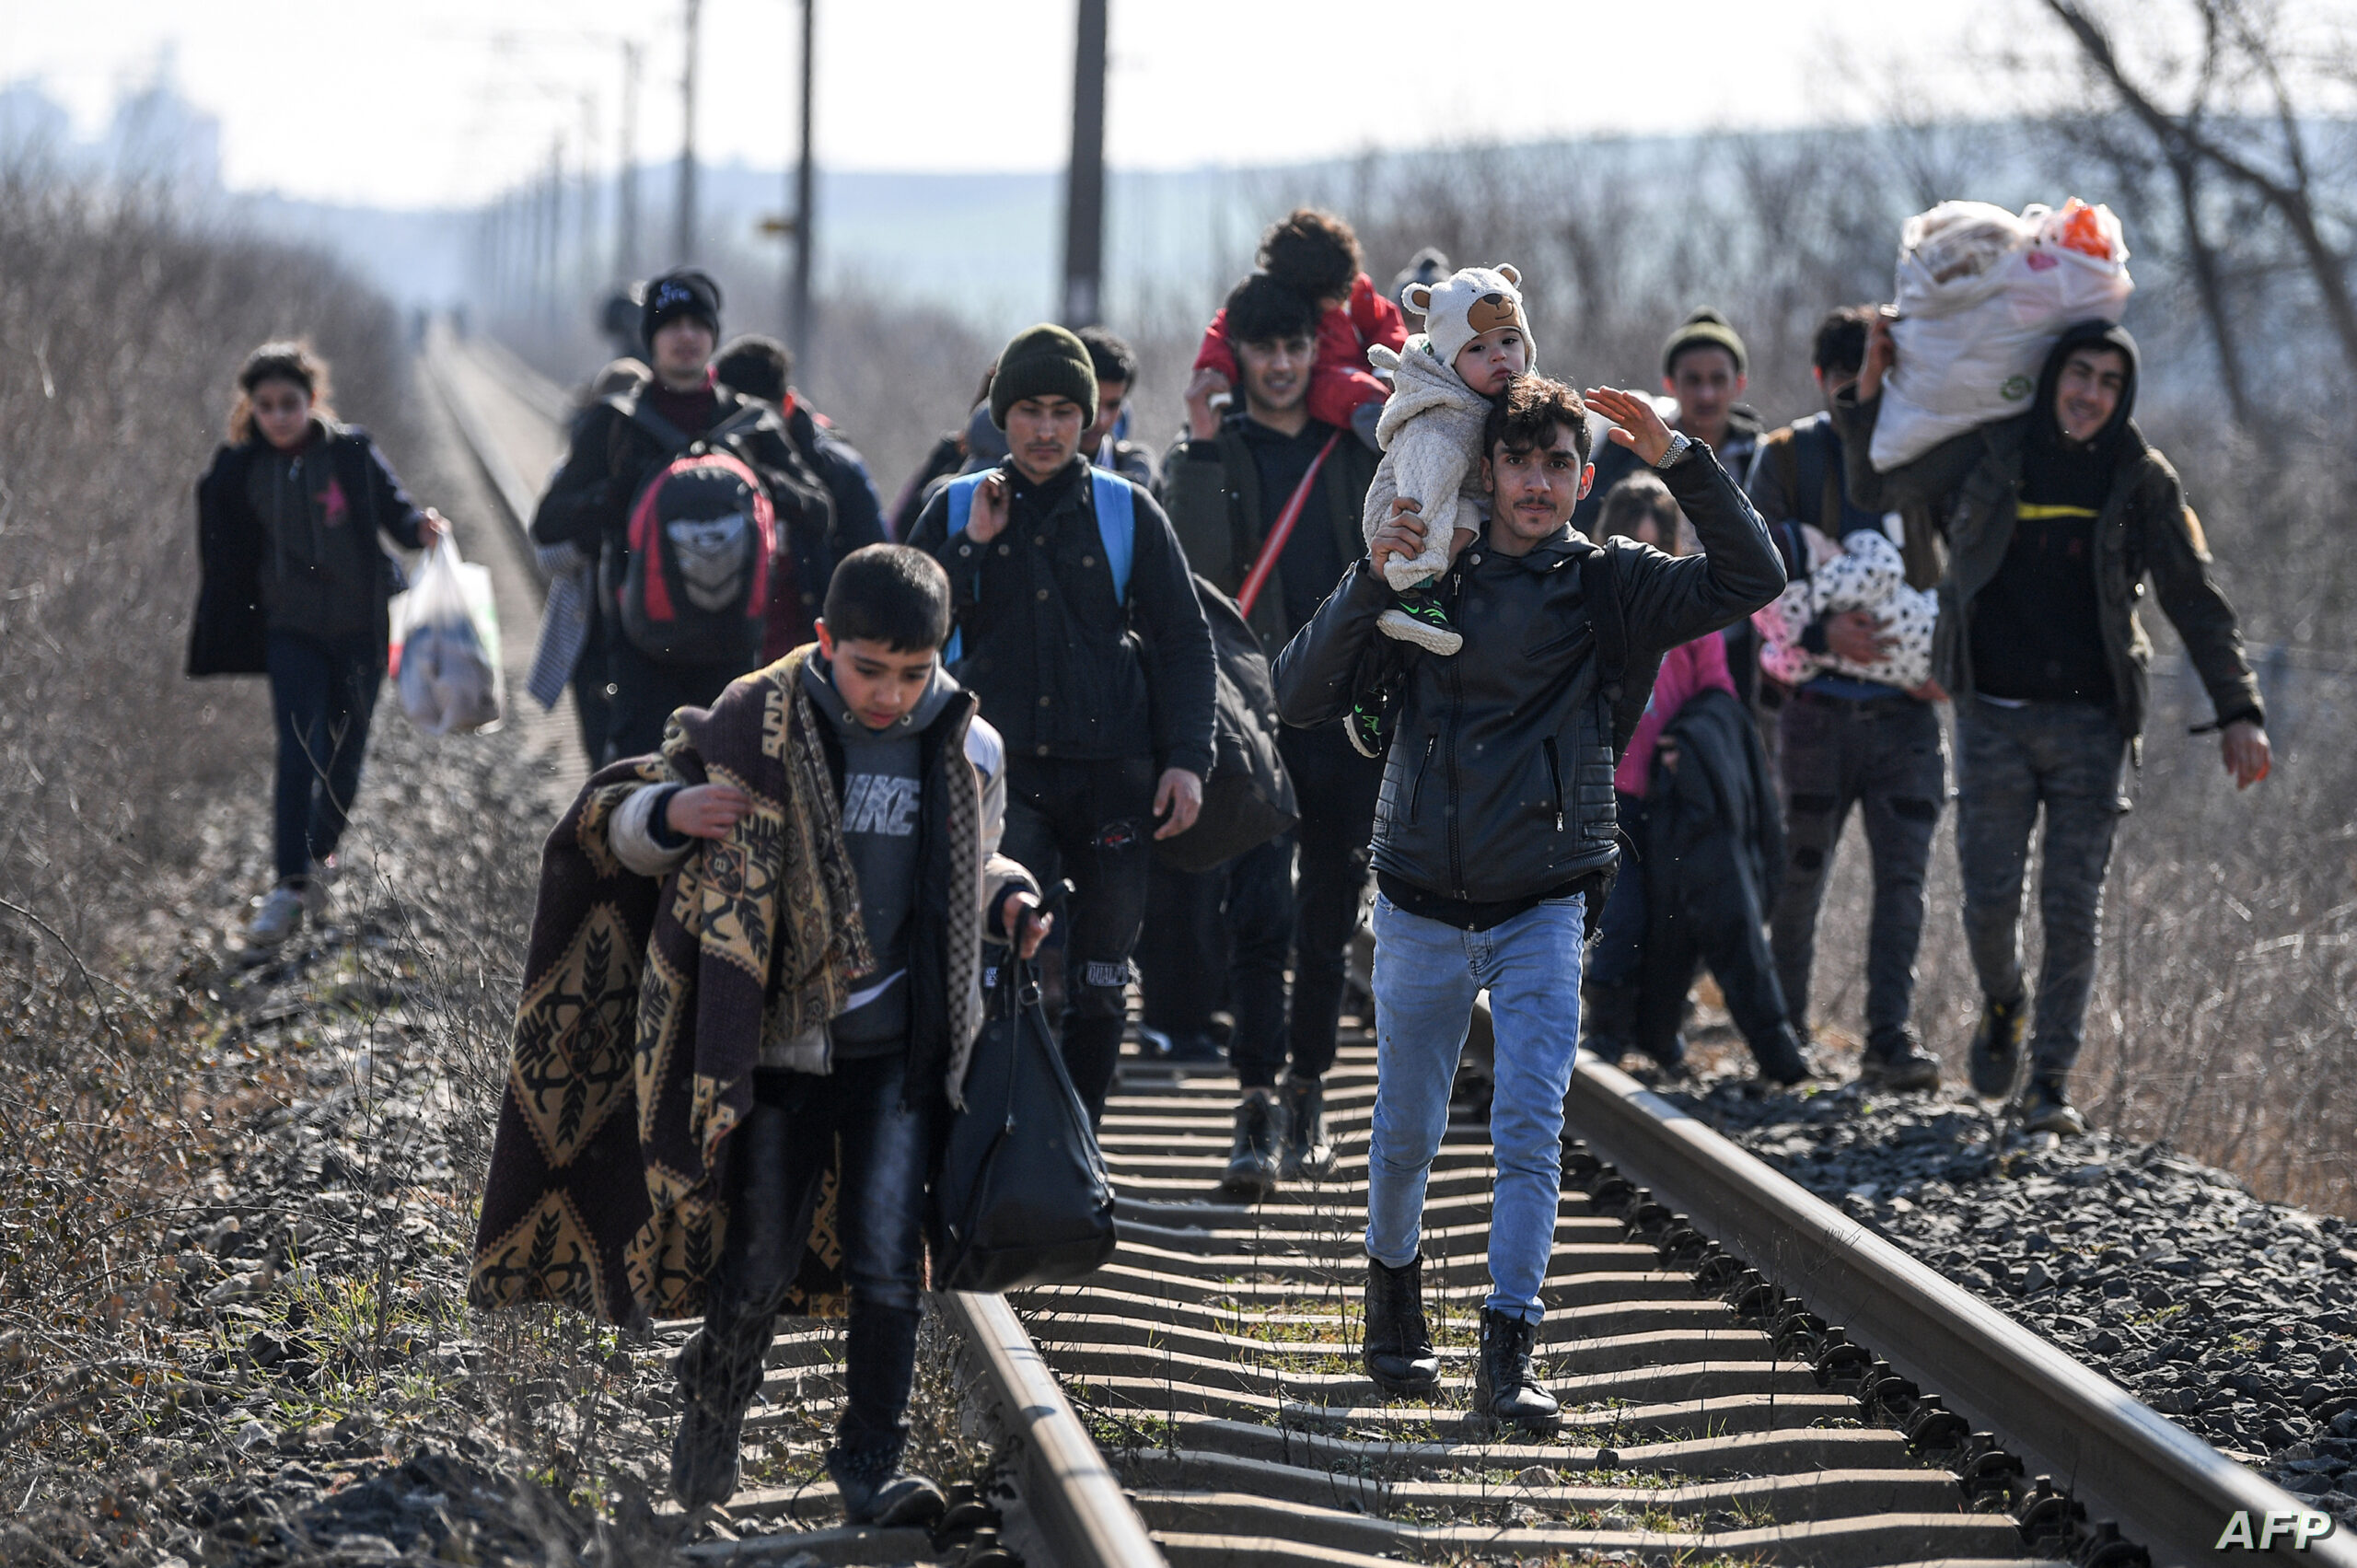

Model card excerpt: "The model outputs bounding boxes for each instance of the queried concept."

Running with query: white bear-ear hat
[1399,264,1534,374]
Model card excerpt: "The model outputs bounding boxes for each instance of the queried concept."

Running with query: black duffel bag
[1154,575,1297,874]
[931,958,1118,1292]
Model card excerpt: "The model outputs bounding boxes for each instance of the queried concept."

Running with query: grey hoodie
[800,655,958,1054]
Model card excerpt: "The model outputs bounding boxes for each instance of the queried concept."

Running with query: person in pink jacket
[1582,473,1808,1083]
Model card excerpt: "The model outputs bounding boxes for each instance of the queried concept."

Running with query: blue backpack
[941,469,1134,665]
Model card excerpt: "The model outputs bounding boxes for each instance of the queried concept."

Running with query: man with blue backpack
[907,323,1217,1121]
[531,267,880,761]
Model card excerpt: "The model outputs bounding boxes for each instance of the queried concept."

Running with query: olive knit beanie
[989,323,1097,428]
[1662,308,1747,377]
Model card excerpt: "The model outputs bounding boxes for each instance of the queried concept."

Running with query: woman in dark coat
[187,342,444,945]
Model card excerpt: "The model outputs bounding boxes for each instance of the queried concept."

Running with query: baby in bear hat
[1361,264,1534,655]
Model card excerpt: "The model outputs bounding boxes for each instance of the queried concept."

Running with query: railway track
[427,328,2342,1568]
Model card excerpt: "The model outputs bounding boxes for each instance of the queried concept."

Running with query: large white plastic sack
[1871,200,2132,472]
[391,537,505,737]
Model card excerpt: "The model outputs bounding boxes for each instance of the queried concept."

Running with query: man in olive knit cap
[907,323,1216,1120]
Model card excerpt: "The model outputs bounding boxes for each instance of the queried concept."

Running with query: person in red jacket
[1186,209,1407,451]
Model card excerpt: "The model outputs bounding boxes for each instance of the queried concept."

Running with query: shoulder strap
[611,389,695,456]
[1794,416,1831,534]
[941,471,992,667]
[1583,545,1627,701]
[1090,469,1135,603]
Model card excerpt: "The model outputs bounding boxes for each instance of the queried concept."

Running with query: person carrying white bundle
[1872,198,2132,473]
[1360,264,1534,656]
[1754,525,1936,692]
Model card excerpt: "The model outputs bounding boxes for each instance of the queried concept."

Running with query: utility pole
[676,0,701,265]
[1060,0,1108,327]
[618,41,642,283]
[790,0,816,368]
[544,137,566,331]
[579,92,599,302]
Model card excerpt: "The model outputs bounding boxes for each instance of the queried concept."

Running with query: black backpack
[609,399,781,668]
[1154,576,1298,874]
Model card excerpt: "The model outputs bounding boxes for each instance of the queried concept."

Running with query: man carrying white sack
[1836,315,2269,1135]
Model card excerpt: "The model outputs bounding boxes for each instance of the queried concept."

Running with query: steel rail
[943,1290,1170,1567]
[1564,1055,2353,1568]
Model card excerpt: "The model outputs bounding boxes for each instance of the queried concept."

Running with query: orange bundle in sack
[2052,197,2117,261]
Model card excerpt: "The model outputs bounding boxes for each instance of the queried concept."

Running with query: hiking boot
[669,1395,747,1509]
[826,1439,946,1528]
[1376,588,1463,656]
[1749,1024,1811,1086]
[1278,1074,1335,1180]
[1968,993,2028,1098]
[1473,1307,1561,1434]
[2017,1074,2089,1136]
[246,883,307,947]
[1221,1089,1284,1200]
[1857,1030,1941,1093]
[1362,1255,1440,1397]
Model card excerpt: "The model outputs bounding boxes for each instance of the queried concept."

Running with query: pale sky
[0,0,2026,209]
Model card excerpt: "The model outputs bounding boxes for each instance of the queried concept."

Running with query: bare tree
[2042,0,2357,387]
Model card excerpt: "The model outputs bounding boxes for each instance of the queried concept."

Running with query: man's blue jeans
[1366,889,1585,1323]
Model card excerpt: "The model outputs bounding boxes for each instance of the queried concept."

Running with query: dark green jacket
[1832,393,2261,748]
[1157,415,1380,658]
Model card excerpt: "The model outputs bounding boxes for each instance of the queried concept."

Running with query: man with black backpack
[531,267,880,761]
[1275,374,1783,1432]
[905,323,1216,1123]
[1154,271,1386,1195]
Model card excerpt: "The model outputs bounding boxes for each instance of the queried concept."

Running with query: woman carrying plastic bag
[185,341,448,947]
[391,536,505,738]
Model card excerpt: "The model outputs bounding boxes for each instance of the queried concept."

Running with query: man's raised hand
[666,783,755,840]
[964,470,1011,543]
[1584,388,1674,467]
[1858,314,1897,401]
[1184,368,1232,441]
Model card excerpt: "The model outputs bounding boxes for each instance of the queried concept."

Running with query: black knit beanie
[643,267,723,351]
[1662,307,1747,377]
[989,323,1097,429]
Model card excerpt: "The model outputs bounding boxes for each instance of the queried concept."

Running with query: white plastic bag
[1872,199,2132,472]
[390,537,504,736]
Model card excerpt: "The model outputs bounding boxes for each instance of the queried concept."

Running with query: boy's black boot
[826,1434,946,1528]
[1222,1088,1284,1199]
[668,1332,749,1509]
[1362,1255,1440,1397]
[1474,1307,1561,1434]
[1968,993,2028,1098]
[1278,1074,1335,1180]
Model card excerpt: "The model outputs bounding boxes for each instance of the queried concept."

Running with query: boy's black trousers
[674,1053,939,1460]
